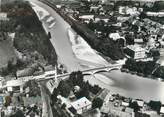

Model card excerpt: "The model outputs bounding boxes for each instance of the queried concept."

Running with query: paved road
[39,81,53,117]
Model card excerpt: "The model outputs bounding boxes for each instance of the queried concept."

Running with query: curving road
[39,82,53,117]
[29,0,164,105]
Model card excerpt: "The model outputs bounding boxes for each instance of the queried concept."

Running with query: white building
[160,106,164,114]
[70,97,92,114]
[0,12,9,21]
[146,12,164,17]
[5,80,25,93]
[109,33,121,41]
[125,45,146,59]
[78,15,94,23]
[134,38,144,44]
[121,101,129,107]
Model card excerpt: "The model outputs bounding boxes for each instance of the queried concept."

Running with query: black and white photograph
[0,0,164,117]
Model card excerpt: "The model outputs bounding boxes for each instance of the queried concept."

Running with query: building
[121,101,130,107]
[94,15,109,23]
[135,112,150,117]
[109,33,121,41]
[160,106,164,115]
[5,80,25,93]
[0,96,4,107]
[78,15,94,23]
[109,108,134,117]
[124,45,146,59]
[0,12,9,21]
[97,89,111,104]
[69,97,92,114]
[134,38,144,44]
[135,100,144,108]
[46,79,58,94]
[146,12,164,17]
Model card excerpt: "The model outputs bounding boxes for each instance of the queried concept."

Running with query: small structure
[5,80,25,93]
[109,33,121,41]
[124,45,146,59]
[134,38,144,44]
[132,99,144,108]
[69,97,92,114]
[97,89,111,104]
[121,101,129,107]
[0,12,9,21]
[0,96,4,107]
[78,15,94,21]
[160,105,164,115]
[94,15,109,23]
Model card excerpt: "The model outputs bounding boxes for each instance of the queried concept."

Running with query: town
[0,0,164,117]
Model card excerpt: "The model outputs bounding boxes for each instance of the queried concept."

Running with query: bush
[58,81,71,98]
[148,101,162,114]
[92,98,103,109]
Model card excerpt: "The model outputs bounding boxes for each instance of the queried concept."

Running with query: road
[39,81,53,117]
[29,0,164,106]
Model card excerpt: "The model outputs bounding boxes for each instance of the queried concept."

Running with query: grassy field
[0,39,16,68]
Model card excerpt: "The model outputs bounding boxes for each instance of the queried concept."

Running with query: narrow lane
[39,81,53,117]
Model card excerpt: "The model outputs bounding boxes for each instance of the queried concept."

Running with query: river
[30,0,164,104]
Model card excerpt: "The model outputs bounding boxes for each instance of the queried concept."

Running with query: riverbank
[67,28,109,67]
[84,70,164,104]
[30,0,164,104]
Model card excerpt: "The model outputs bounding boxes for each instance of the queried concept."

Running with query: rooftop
[6,80,25,87]
[71,97,92,110]
[160,106,164,114]
[127,44,145,52]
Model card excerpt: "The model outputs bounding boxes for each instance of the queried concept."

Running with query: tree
[129,101,140,112]
[51,88,58,103]
[10,109,25,117]
[4,96,12,107]
[148,101,162,114]
[92,98,103,109]
[57,81,71,98]
[153,66,164,79]
[75,88,90,99]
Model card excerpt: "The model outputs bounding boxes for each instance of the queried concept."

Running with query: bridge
[16,64,122,82]
[37,64,122,81]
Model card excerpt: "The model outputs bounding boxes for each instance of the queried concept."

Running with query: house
[160,105,164,114]
[136,100,144,108]
[134,38,144,44]
[94,15,109,23]
[135,112,150,117]
[90,6,99,13]
[121,101,129,107]
[124,45,146,59]
[97,89,111,104]
[146,12,164,17]
[109,108,134,117]
[0,12,9,21]
[132,99,144,108]
[46,79,58,94]
[79,15,94,21]
[109,33,121,41]
[0,96,4,107]
[69,97,92,114]
[5,80,25,93]
[118,6,126,15]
